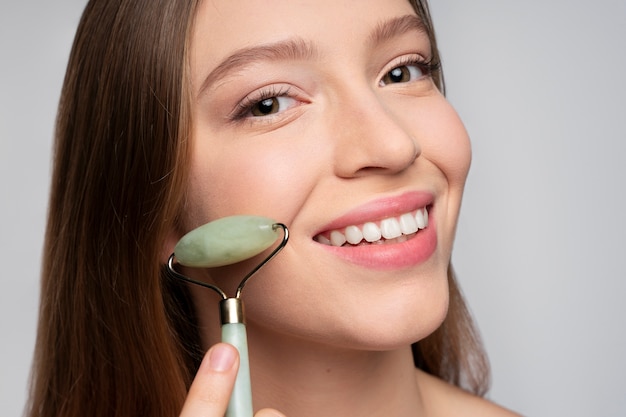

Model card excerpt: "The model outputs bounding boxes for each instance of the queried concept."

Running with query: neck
[190,289,429,416]
[244,323,427,417]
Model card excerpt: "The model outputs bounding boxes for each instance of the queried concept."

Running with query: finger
[255,408,287,417]
[179,343,239,417]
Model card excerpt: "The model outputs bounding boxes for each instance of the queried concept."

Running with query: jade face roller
[166,215,288,417]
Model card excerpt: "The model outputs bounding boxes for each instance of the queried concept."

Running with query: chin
[262,283,450,354]
[346,292,450,351]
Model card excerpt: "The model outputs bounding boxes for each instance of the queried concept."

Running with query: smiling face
[181,0,471,351]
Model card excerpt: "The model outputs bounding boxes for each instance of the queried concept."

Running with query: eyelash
[382,55,441,82]
[228,55,441,122]
[230,85,293,121]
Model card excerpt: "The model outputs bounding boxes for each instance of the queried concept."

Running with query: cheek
[426,102,472,186]
[184,128,326,231]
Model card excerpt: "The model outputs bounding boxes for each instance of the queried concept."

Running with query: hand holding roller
[166,215,288,417]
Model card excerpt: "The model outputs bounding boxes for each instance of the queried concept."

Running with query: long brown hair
[27,1,488,416]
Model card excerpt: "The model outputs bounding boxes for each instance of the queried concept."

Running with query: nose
[330,88,420,178]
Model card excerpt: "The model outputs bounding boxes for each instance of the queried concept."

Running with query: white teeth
[316,234,331,245]
[362,222,382,242]
[345,225,363,245]
[330,230,347,247]
[317,207,430,247]
[381,217,402,239]
[399,213,418,235]
[415,208,426,229]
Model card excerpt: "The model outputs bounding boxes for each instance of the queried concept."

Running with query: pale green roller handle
[174,215,280,267]
[223,322,253,417]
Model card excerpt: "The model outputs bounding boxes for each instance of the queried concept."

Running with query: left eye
[250,96,297,117]
[380,64,424,86]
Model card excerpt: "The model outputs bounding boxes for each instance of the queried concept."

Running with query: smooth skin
[172,0,521,415]
[179,344,285,417]
[180,345,518,417]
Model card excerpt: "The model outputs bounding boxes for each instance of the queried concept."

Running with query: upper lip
[312,191,434,237]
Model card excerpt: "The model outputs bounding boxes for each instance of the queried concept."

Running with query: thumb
[255,409,288,417]
[179,343,239,417]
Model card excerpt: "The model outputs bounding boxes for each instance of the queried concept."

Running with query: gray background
[1,1,625,416]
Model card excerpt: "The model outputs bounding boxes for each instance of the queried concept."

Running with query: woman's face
[182,0,471,351]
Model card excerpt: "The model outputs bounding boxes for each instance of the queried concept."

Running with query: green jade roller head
[174,215,282,268]
[167,215,288,417]
[169,214,289,310]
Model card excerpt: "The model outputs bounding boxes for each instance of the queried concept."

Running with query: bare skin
[417,370,521,417]
[180,344,520,417]
[173,0,522,415]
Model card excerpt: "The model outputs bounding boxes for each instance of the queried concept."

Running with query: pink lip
[314,191,433,234]
[313,191,437,270]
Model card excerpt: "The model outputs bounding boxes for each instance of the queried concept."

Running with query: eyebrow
[369,14,428,46]
[197,38,317,96]
[197,14,427,97]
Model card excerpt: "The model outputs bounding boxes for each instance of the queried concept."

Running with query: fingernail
[208,344,236,372]
[257,409,286,417]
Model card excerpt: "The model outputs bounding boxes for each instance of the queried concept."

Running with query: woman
[27,0,519,416]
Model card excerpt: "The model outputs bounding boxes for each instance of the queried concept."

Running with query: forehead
[190,0,421,84]
[193,0,418,42]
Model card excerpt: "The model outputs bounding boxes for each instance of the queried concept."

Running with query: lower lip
[315,219,437,270]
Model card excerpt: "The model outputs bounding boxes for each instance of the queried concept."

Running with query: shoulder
[416,369,523,417]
